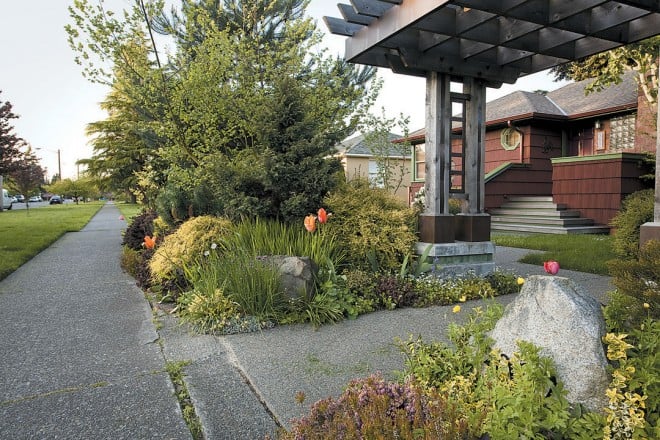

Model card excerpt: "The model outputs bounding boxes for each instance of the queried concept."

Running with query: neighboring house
[336,132,412,202]
[407,71,656,232]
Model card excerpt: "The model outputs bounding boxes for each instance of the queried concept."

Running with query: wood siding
[484,124,562,210]
[552,154,650,225]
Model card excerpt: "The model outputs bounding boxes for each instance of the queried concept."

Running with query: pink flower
[118,215,125,221]
[304,215,317,233]
[543,260,560,275]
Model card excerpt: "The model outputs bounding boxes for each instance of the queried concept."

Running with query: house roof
[405,70,639,141]
[338,132,406,157]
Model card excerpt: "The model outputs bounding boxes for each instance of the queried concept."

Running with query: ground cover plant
[0,202,103,280]
[492,233,615,275]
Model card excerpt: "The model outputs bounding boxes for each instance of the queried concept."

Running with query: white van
[2,189,13,210]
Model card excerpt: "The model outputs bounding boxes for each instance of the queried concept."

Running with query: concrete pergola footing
[415,241,495,277]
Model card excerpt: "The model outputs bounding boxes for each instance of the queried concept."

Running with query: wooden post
[455,77,491,242]
[419,72,455,243]
[639,52,660,246]
[463,77,487,214]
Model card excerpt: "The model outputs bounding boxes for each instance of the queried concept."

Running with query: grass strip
[115,203,144,222]
[165,360,203,440]
[492,233,615,275]
[0,202,103,280]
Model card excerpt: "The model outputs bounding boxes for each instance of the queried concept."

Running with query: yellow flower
[517,277,525,285]
[459,295,467,302]
[643,302,650,309]
[452,305,461,313]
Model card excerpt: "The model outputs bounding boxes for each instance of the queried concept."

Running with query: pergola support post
[639,53,660,247]
[419,71,454,243]
[456,77,491,242]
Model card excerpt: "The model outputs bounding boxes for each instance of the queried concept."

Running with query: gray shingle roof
[547,70,638,116]
[407,70,639,139]
[338,132,406,157]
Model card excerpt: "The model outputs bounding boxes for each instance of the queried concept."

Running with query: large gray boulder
[490,275,609,411]
[256,256,317,299]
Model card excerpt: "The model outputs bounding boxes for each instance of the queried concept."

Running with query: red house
[408,71,656,234]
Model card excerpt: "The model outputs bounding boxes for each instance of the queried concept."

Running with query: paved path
[0,204,191,439]
[0,203,614,439]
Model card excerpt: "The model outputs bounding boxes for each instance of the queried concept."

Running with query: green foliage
[602,323,660,439]
[607,240,660,328]
[610,189,655,260]
[280,374,481,439]
[413,274,499,308]
[191,251,286,322]
[122,209,158,250]
[222,217,345,275]
[324,179,418,273]
[0,93,26,176]
[177,288,263,335]
[149,215,234,284]
[120,246,142,279]
[400,304,600,439]
[493,233,615,275]
[551,36,659,105]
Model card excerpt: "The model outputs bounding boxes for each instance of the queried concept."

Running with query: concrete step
[489,208,582,218]
[491,215,594,226]
[505,196,554,203]
[491,223,611,235]
[500,201,568,210]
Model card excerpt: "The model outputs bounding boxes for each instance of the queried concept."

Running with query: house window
[368,160,384,188]
[414,143,425,181]
[500,128,522,151]
[609,114,636,150]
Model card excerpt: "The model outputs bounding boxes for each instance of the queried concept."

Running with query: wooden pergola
[325,1,659,256]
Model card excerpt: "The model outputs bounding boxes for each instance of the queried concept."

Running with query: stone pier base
[415,241,495,277]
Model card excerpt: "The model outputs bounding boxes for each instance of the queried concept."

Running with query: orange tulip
[317,208,329,224]
[144,235,156,249]
[304,215,317,233]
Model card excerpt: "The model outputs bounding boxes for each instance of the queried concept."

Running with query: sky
[0,1,570,180]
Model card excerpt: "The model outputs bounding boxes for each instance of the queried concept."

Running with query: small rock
[490,275,609,411]
[256,256,317,299]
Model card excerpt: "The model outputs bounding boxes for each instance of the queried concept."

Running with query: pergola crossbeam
[326,0,659,80]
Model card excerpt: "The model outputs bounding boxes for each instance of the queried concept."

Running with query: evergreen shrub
[324,179,417,273]
[610,189,654,260]
[122,209,158,250]
[149,216,234,285]
[607,239,660,329]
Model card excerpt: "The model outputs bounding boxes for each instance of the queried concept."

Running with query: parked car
[49,195,63,205]
[14,194,25,203]
[29,195,42,203]
[2,189,13,210]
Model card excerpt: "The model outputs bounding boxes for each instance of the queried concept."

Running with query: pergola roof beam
[350,0,395,18]
[338,3,375,25]
[323,16,363,36]
[327,0,659,81]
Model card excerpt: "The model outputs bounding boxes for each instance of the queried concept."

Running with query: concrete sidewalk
[0,203,614,439]
[0,203,191,439]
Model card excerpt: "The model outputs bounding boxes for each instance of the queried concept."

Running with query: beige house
[336,132,412,202]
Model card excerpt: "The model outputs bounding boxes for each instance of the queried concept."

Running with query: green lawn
[0,202,104,280]
[115,203,144,222]
[492,233,615,275]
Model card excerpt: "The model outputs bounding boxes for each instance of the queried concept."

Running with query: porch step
[490,196,610,235]
[491,223,611,235]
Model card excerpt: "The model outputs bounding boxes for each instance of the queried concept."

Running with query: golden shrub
[149,215,234,282]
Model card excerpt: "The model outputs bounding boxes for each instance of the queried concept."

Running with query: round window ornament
[501,127,522,151]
